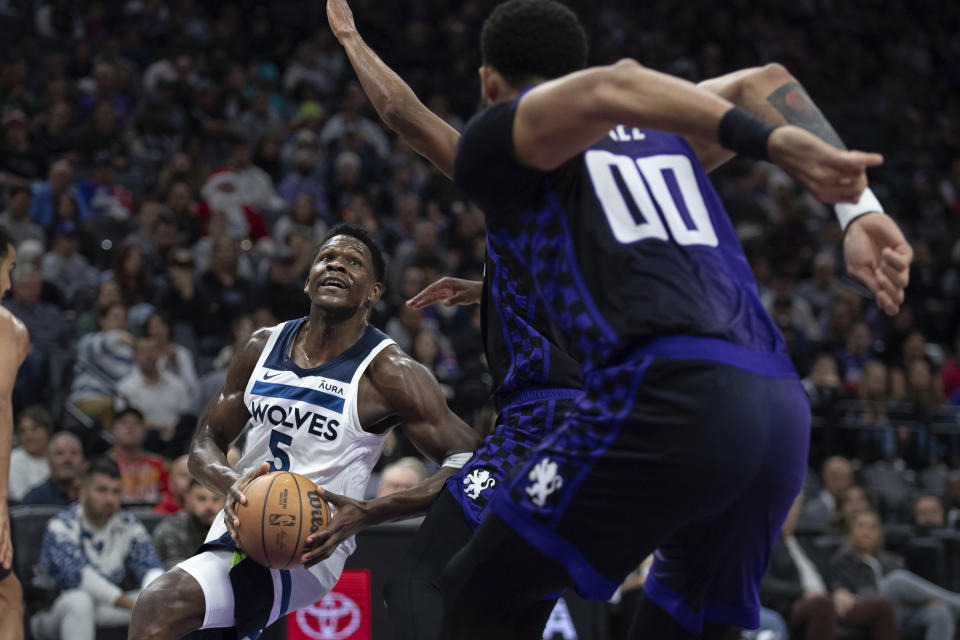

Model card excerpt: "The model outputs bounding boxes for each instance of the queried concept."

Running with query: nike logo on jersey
[262,371,281,380]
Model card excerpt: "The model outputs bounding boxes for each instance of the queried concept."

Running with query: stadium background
[2,0,959,638]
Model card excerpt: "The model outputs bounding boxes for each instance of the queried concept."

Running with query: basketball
[235,471,332,569]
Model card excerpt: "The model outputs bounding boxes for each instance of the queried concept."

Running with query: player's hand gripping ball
[235,471,332,569]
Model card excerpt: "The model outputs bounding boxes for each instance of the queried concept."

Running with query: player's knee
[130,569,205,640]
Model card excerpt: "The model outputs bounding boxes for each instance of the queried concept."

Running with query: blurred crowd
[0,0,958,638]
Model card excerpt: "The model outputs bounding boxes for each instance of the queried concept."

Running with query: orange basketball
[235,471,332,569]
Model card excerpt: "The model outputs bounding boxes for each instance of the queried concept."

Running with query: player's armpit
[362,346,479,464]
[188,329,270,498]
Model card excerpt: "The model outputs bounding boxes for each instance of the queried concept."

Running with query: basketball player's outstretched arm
[327,0,460,178]
[510,60,882,204]
[189,329,272,544]
[0,311,28,570]
[301,345,479,566]
[691,63,912,316]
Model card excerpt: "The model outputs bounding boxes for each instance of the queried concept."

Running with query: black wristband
[717,107,777,161]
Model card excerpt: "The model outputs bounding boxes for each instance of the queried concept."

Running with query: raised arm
[694,63,913,315]
[327,0,460,178]
[0,312,28,570]
[301,345,479,565]
[513,59,881,203]
[188,328,270,543]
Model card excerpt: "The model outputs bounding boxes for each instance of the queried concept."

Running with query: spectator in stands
[29,159,91,230]
[74,281,122,339]
[838,322,873,390]
[197,237,254,350]
[275,192,329,249]
[412,329,459,386]
[762,494,897,640]
[796,251,842,318]
[0,109,46,185]
[115,337,191,455]
[152,454,190,515]
[848,360,895,463]
[0,186,43,247]
[108,406,167,507]
[763,270,822,344]
[278,135,329,217]
[913,494,946,530]
[941,330,960,403]
[801,456,854,532]
[254,249,309,325]
[152,479,223,569]
[68,302,133,429]
[77,150,134,221]
[8,406,53,502]
[225,137,286,214]
[21,431,85,506]
[830,510,960,640]
[34,100,75,160]
[233,91,285,149]
[827,485,872,535]
[376,457,427,497]
[110,242,154,309]
[802,352,843,466]
[144,312,198,403]
[4,268,71,406]
[75,101,132,170]
[41,221,98,308]
[198,168,269,242]
[156,248,204,339]
[30,457,163,640]
[165,180,203,245]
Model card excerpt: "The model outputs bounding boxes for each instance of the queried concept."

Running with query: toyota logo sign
[288,570,371,640]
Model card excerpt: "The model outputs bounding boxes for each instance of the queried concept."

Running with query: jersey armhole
[241,322,287,408]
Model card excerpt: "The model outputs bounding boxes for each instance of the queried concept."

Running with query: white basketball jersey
[236,318,395,555]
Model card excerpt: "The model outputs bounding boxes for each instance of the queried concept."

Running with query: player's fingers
[878,260,909,290]
[881,245,913,273]
[406,287,447,309]
[846,150,885,168]
[875,268,905,306]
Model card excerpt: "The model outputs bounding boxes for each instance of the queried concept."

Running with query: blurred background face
[147,314,171,343]
[135,337,161,373]
[17,415,50,457]
[81,472,122,523]
[850,512,882,554]
[377,465,420,497]
[823,457,853,495]
[48,434,85,484]
[185,484,224,527]
[915,497,945,527]
[12,269,40,306]
[99,304,127,332]
[167,456,191,503]
[112,411,145,450]
[839,486,869,521]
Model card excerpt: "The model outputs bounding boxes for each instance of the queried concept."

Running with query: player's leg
[627,595,741,640]
[0,571,24,640]
[441,512,570,640]
[129,566,207,640]
[636,366,810,638]
[383,490,474,640]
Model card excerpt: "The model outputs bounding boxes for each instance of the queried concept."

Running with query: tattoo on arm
[766,82,846,150]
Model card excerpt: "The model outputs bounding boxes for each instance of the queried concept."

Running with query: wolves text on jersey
[250,401,340,441]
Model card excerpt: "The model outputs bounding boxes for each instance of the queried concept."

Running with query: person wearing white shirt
[8,406,52,502]
[115,337,190,447]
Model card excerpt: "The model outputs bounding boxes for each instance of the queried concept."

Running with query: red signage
[287,569,371,640]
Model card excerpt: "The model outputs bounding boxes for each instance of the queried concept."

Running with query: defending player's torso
[482,246,582,402]
[239,319,394,503]
[479,118,785,369]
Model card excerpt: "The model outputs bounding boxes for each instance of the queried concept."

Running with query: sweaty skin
[128,235,478,640]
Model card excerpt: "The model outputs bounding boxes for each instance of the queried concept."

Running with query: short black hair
[17,405,53,432]
[320,224,386,283]
[85,456,121,483]
[0,226,12,260]
[481,0,588,88]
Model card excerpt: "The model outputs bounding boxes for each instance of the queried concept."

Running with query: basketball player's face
[306,236,383,311]
[0,244,15,299]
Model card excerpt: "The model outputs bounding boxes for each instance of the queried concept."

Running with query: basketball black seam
[261,473,280,567]
[288,473,304,568]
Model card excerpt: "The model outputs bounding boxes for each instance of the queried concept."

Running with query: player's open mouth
[320,277,348,290]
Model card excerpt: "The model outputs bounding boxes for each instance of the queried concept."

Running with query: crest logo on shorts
[462,468,497,500]
[525,457,564,508]
[269,514,297,527]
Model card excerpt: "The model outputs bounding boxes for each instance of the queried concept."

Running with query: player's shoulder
[364,344,433,397]
[0,305,29,347]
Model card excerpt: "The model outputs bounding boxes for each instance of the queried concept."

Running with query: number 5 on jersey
[269,430,292,471]
[586,150,718,247]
